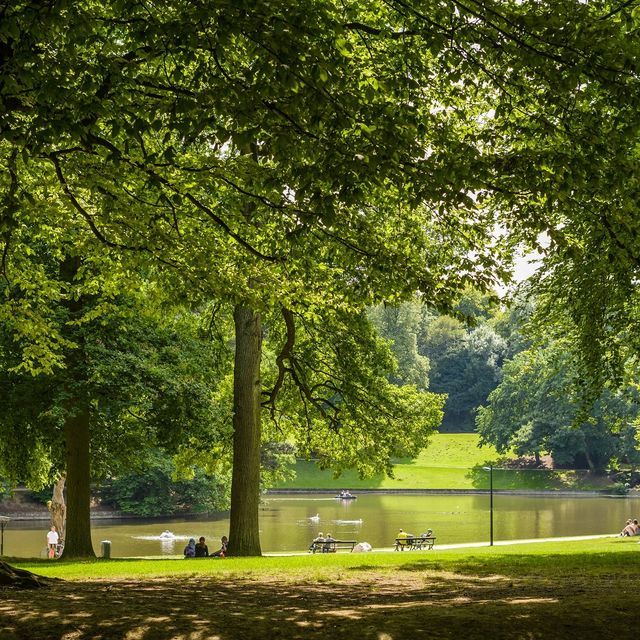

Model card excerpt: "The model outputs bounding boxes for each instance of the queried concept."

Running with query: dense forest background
[4,283,639,519]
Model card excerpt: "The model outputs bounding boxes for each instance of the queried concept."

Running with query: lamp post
[483,465,494,546]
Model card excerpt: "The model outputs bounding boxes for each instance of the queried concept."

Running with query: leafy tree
[97,450,230,517]
[419,312,506,431]
[455,288,499,323]
[491,292,536,361]
[1,0,504,557]
[4,1,640,565]
[477,340,640,471]
[0,276,225,557]
[367,302,431,390]
[262,307,445,479]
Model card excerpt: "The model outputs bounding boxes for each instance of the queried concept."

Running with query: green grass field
[7,536,636,581]
[6,538,639,639]
[275,433,610,491]
[1,537,640,580]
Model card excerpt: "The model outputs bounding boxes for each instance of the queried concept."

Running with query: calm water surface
[3,492,637,558]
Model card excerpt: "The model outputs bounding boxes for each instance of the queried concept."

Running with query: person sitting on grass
[621,519,639,536]
[195,536,209,557]
[183,538,196,558]
[210,535,228,557]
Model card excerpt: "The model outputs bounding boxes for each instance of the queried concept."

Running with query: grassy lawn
[275,433,609,491]
[3,538,639,639]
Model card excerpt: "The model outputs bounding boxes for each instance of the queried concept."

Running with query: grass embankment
[3,538,639,639]
[275,433,610,491]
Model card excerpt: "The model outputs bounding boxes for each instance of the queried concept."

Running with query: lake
[2,492,636,558]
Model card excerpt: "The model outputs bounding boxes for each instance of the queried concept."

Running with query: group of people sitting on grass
[184,535,228,558]
[620,519,640,536]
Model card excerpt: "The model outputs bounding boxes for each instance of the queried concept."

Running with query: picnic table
[309,539,357,553]
[394,536,436,551]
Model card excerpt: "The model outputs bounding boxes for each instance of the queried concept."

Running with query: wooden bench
[309,540,357,553]
[394,536,436,551]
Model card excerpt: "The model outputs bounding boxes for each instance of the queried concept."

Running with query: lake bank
[267,487,619,497]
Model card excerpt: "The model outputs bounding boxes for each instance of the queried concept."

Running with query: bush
[97,453,230,517]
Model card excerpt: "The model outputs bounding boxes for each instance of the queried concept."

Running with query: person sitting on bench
[323,533,336,553]
[396,528,411,548]
[309,532,325,551]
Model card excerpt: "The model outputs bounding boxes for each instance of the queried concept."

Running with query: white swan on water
[309,514,320,522]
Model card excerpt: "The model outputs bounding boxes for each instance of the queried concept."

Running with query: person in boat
[195,536,209,557]
[160,530,174,538]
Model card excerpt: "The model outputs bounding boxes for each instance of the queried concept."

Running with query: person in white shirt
[46,525,59,558]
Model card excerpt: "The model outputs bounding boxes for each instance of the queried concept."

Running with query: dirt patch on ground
[0,569,637,640]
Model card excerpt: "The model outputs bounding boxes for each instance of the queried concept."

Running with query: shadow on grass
[2,553,640,639]
[348,545,640,577]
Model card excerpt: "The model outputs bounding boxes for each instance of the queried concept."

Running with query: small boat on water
[335,492,357,500]
[159,530,175,539]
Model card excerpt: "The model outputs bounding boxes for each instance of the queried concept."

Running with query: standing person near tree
[46,526,59,559]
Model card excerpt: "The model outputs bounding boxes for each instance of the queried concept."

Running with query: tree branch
[47,154,148,253]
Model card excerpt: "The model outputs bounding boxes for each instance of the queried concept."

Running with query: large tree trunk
[227,304,263,557]
[59,256,95,559]
[47,475,66,541]
[62,402,94,557]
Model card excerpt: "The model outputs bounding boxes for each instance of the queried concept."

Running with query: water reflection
[2,492,637,558]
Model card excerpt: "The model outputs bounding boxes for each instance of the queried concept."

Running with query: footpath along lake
[3,492,638,558]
